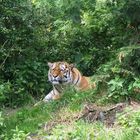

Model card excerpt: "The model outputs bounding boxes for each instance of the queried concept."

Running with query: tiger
[43,61,96,102]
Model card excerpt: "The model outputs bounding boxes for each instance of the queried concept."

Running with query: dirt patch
[77,103,126,126]
[77,101,140,126]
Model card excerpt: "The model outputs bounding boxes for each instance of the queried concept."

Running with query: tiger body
[43,62,96,102]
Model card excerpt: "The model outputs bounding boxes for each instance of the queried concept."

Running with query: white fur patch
[52,63,56,69]
[60,64,65,70]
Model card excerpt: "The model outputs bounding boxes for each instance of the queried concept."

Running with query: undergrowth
[1,45,140,140]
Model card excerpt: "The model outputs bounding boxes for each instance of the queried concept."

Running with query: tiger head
[48,62,74,85]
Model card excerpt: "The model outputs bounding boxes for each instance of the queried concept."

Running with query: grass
[2,88,97,139]
[36,120,140,140]
[2,87,140,140]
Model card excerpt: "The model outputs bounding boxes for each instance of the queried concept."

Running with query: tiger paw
[43,97,52,103]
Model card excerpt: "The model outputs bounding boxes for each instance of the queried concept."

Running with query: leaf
[29,82,34,88]
[110,85,116,92]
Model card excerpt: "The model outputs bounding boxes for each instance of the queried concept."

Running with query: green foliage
[118,110,140,139]
[0,112,5,139]
[121,0,140,30]
[108,76,127,99]
[0,81,34,107]
[118,110,140,129]
[9,127,28,140]
[0,0,140,107]
[123,48,140,74]
[94,45,140,102]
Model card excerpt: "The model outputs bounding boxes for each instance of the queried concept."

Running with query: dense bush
[0,0,140,107]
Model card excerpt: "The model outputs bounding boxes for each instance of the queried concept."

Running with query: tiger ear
[69,63,75,69]
[48,62,53,68]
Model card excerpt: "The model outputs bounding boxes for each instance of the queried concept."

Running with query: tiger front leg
[43,88,60,102]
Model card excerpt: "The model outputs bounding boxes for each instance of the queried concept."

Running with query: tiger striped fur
[43,61,96,102]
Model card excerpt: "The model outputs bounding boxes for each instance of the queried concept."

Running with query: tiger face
[48,62,74,85]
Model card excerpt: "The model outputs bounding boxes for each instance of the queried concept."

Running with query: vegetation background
[0,0,140,139]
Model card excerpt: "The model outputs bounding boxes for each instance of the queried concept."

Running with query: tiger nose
[53,73,61,78]
[53,74,58,78]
